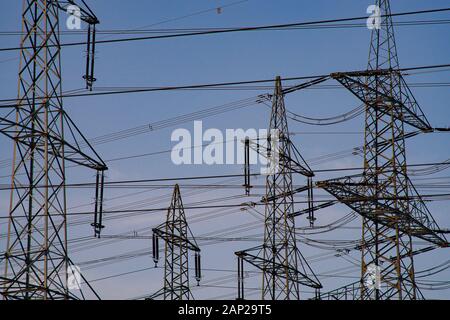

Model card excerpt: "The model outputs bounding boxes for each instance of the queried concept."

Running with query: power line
[0,7,449,52]
[0,63,449,106]
[1,192,450,219]
[87,81,450,92]
[2,160,450,190]
[1,19,449,36]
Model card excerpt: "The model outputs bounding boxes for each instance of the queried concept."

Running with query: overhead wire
[1,7,450,52]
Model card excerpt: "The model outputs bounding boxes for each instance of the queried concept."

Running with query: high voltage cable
[51,230,435,282]
[0,93,447,174]
[69,208,246,255]
[94,0,251,40]
[0,178,245,239]
[0,96,357,168]
[76,97,261,147]
[1,63,449,107]
[1,182,448,191]
[1,161,450,190]
[2,19,450,36]
[0,74,445,170]
[1,192,450,219]
[0,74,325,105]
[93,82,450,92]
[2,205,242,253]
[64,230,366,272]
[0,0,252,66]
[0,96,264,171]
[4,172,444,237]
[0,7,449,52]
[2,224,440,294]
[2,130,445,176]
[0,130,446,180]
[0,104,371,172]
[83,243,438,285]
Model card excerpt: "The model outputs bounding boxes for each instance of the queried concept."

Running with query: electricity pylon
[148,184,201,300]
[236,77,321,300]
[317,0,447,300]
[1,0,106,300]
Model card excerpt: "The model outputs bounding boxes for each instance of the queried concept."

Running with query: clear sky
[0,0,449,300]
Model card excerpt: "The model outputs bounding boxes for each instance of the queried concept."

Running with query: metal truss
[316,245,440,300]
[316,0,447,300]
[317,175,447,246]
[147,184,201,300]
[236,77,321,300]
[2,0,105,300]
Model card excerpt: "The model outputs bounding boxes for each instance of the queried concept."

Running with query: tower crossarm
[247,138,314,177]
[289,200,337,218]
[49,0,99,24]
[260,184,309,203]
[317,175,448,246]
[281,76,329,95]
[235,245,322,289]
[0,114,107,171]
[330,70,432,131]
[152,227,200,253]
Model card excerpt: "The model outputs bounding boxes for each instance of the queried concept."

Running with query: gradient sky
[0,0,449,299]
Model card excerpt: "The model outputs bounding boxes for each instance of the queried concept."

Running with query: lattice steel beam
[2,0,104,300]
[147,184,201,300]
[235,77,321,300]
[317,0,446,300]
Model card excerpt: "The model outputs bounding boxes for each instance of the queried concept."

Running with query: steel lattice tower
[262,77,301,299]
[317,0,447,300]
[360,0,415,300]
[148,184,201,300]
[2,0,105,299]
[236,77,321,300]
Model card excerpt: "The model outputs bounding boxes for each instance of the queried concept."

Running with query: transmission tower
[1,0,106,300]
[360,0,415,299]
[317,0,448,300]
[236,76,321,300]
[148,184,201,300]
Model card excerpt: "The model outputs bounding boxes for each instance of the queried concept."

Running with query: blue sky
[0,0,449,299]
